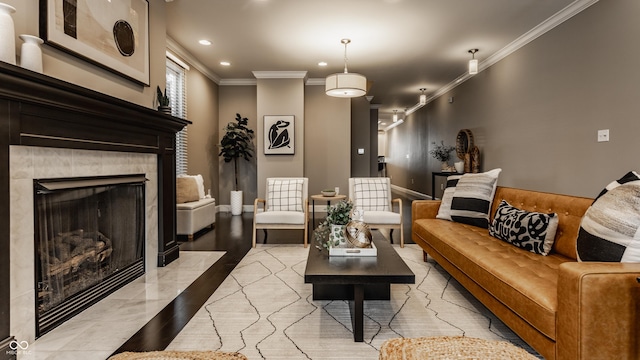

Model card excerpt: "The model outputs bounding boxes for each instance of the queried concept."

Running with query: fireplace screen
[34,175,146,336]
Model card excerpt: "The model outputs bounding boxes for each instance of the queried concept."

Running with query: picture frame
[39,0,150,86]
[264,115,295,155]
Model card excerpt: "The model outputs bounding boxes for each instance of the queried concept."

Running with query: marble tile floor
[19,251,225,360]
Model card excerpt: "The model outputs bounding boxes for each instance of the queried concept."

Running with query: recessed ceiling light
[220,61,231,66]
[198,39,212,46]
[318,61,327,67]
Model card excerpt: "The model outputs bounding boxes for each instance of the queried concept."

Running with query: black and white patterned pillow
[436,175,462,221]
[267,179,303,212]
[490,200,559,256]
[353,178,390,211]
[577,171,640,262]
[449,168,502,228]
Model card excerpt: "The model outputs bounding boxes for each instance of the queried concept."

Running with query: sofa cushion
[436,175,462,221]
[176,177,200,204]
[450,168,502,228]
[255,210,306,224]
[490,200,559,256]
[267,178,303,212]
[415,218,571,340]
[363,210,401,224]
[577,171,640,262]
[352,178,390,211]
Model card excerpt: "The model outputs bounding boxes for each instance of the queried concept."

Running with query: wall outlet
[597,129,609,142]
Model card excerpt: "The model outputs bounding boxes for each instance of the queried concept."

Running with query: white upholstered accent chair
[349,177,404,247]
[252,177,309,248]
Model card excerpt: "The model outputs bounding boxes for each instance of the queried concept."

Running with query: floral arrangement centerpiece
[429,140,456,171]
[314,200,353,250]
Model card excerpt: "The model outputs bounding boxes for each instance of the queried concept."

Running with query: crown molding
[219,79,257,86]
[305,78,325,86]
[166,37,221,84]
[252,71,308,79]
[428,0,599,105]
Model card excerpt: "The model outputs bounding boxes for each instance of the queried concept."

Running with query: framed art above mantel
[39,0,150,86]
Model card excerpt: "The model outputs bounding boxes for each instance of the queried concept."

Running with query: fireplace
[34,175,147,336]
[0,62,189,349]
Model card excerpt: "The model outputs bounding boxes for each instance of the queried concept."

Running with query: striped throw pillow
[449,168,502,228]
[577,171,640,262]
[436,175,463,221]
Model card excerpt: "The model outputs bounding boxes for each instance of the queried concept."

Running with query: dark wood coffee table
[304,238,415,342]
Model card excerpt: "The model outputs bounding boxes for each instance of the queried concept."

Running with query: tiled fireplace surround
[0,62,189,353]
[9,147,158,344]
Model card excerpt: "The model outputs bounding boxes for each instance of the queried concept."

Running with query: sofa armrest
[411,200,441,222]
[557,262,640,360]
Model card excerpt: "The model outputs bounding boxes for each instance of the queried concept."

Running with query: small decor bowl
[321,189,336,197]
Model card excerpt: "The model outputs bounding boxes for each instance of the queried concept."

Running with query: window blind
[166,58,188,175]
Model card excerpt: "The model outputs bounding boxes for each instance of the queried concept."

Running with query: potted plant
[429,140,456,171]
[218,113,255,215]
[314,200,353,249]
[156,86,171,115]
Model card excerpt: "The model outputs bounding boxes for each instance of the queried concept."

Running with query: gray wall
[304,85,351,196]
[218,86,258,205]
[185,66,219,200]
[256,78,306,198]
[351,97,375,177]
[386,0,640,199]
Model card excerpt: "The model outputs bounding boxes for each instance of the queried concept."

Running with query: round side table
[310,194,346,228]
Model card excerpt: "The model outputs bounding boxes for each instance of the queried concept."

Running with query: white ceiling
[165,0,581,122]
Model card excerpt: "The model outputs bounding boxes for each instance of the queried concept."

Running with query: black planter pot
[158,106,172,115]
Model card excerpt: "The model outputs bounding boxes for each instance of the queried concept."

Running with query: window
[166,56,188,175]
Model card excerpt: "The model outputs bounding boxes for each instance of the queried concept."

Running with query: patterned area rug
[109,350,247,360]
[167,244,540,359]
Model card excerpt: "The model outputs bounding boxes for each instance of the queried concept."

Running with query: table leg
[432,172,436,200]
[349,284,364,342]
[312,199,316,228]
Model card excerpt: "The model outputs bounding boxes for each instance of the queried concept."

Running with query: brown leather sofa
[412,186,640,360]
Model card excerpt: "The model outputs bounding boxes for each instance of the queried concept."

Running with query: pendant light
[419,88,427,105]
[325,39,367,98]
[468,49,479,75]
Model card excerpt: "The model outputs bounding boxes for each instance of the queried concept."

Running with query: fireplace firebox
[34,174,146,336]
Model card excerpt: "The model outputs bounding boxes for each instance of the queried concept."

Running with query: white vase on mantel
[0,2,16,65]
[19,34,44,73]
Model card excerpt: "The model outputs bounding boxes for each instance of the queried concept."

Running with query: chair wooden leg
[389,229,394,244]
[252,221,257,248]
[400,223,404,248]
[304,224,308,248]
[263,229,268,244]
[423,251,428,262]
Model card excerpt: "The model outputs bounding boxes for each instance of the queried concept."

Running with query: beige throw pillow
[176,177,200,204]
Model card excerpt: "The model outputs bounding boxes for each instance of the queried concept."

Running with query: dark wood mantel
[0,62,189,358]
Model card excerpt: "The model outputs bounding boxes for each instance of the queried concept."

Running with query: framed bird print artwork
[264,115,295,155]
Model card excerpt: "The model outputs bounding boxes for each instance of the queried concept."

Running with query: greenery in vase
[314,200,353,249]
[218,113,255,191]
[429,140,455,162]
[156,86,170,107]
